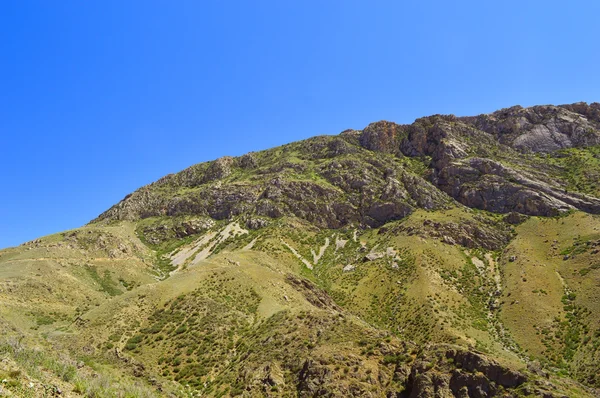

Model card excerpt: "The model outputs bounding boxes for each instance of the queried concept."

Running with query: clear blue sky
[1,1,599,249]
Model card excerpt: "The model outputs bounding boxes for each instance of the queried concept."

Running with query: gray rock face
[238,153,258,169]
[503,212,529,225]
[203,156,234,183]
[461,103,600,153]
[445,349,527,388]
[245,217,269,230]
[403,346,529,398]
[396,216,513,251]
[297,359,332,397]
[353,103,600,217]
[436,157,600,216]
[138,217,215,245]
[367,201,412,224]
[359,120,406,155]
[293,344,568,398]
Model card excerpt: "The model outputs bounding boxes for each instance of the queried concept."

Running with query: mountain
[1,102,599,397]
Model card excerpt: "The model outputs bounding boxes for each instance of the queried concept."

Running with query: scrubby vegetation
[2,103,600,396]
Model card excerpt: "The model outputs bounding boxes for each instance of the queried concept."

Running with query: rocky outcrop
[460,103,600,152]
[503,212,528,225]
[245,217,270,230]
[285,275,341,311]
[359,121,406,155]
[436,157,600,215]
[297,359,333,397]
[390,216,513,251]
[293,344,572,398]
[203,156,234,183]
[400,173,454,210]
[240,362,286,394]
[355,104,600,217]
[137,217,215,245]
[401,346,565,398]
[444,349,527,389]
[239,152,258,169]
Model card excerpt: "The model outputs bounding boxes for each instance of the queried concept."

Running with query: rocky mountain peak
[460,102,600,152]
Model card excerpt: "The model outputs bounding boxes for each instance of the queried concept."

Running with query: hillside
[1,102,600,397]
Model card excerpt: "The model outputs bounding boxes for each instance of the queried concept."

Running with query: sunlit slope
[2,102,600,396]
[500,212,600,386]
[0,211,597,396]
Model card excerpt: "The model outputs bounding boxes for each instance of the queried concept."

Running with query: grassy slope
[0,211,598,396]
[547,146,600,197]
[0,223,165,397]
[500,212,600,386]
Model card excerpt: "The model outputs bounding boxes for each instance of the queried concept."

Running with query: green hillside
[1,103,600,397]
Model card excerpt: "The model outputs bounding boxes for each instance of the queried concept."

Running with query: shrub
[124,342,137,351]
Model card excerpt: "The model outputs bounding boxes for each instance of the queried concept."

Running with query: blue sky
[1,1,599,248]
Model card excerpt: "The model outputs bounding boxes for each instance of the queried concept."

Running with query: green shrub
[124,342,137,351]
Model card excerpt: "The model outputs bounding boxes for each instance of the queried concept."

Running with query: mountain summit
[1,103,599,397]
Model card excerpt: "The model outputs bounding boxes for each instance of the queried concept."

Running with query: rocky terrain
[97,102,600,226]
[1,102,599,397]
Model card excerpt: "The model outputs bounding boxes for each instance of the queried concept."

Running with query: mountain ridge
[94,102,600,227]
